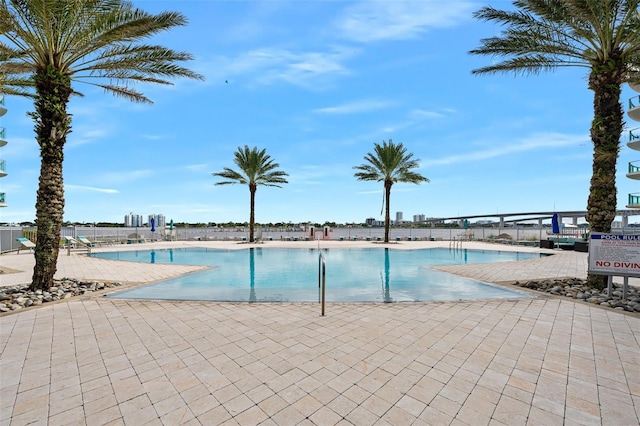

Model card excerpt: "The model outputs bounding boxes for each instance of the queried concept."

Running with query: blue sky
[1,0,638,225]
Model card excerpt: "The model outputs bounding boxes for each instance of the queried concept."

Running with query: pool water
[99,248,538,303]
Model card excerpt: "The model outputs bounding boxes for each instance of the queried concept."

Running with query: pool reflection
[383,248,392,303]
[249,248,256,302]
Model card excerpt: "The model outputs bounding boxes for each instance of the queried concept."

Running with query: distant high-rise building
[413,214,425,223]
[124,212,144,227]
[395,211,403,225]
[148,214,166,228]
[365,217,384,227]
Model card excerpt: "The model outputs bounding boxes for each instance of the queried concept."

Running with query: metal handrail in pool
[319,252,326,316]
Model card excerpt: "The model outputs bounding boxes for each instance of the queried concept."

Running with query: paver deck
[1,241,638,425]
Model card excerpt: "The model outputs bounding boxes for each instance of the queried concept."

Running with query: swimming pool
[99,247,538,303]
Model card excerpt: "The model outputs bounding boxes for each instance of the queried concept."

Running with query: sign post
[588,233,640,297]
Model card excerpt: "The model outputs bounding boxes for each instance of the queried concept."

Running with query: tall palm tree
[0,0,203,291]
[354,140,429,243]
[213,146,289,243]
[469,0,640,289]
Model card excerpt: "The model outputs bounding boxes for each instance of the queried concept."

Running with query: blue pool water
[98,248,539,302]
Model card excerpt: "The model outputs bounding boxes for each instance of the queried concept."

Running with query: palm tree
[0,0,203,291]
[213,146,289,243]
[354,140,429,243]
[469,0,640,289]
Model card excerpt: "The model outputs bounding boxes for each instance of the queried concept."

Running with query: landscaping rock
[512,278,640,315]
[0,278,124,314]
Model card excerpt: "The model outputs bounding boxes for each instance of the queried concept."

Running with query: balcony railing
[0,192,5,204]
[0,94,4,106]
[631,95,640,109]
[631,128,640,142]
[0,127,5,140]
[629,193,640,207]
[630,160,640,174]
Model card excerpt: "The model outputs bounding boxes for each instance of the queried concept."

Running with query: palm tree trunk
[249,184,256,242]
[585,61,624,290]
[30,66,72,291]
[384,181,392,243]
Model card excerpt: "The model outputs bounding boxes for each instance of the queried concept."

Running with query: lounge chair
[77,235,98,246]
[65,236,79,248]
[16,237,35,254]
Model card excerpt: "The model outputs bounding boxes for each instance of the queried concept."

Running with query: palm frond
[213,146,289,188]
[1,0,203,99]
[470,0,640,75]
[354,139,429,185]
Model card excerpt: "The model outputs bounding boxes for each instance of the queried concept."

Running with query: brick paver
[1,241,638,425]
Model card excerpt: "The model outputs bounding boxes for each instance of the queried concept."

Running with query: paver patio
[1,241,638,425]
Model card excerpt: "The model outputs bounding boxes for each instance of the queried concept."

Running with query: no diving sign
[588,233,640,277]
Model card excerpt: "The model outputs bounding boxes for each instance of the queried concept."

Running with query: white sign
[588,233,640,277]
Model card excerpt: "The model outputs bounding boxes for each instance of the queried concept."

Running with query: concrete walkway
[1,241,638,425]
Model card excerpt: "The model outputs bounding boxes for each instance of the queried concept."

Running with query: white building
[413,214,425,223]
[148,214,166,228]
[395,211,403,224]
[365,217,385,227]
[0,95,7,208]
[627,79,640,209]
[124,213,144,227]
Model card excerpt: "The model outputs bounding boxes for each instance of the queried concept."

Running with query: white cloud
[1,136,38,159]
[141,134,164,140]
[335,0,475,43]
[202,47,351,89]
[363,107,450,136]
[410,109,447,120]
[66,128,109,148]
[288,164,339,185]
[186,163,208,171]
[66,184,119,194]
[97,169,153,185]
[423,133,589,167]
[314,99,394,114]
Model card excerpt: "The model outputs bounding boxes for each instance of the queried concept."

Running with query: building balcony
[0,192,5,207]
[628,193,640,209]
[0,159,5,178]
[0,127,6,148]
[628,160,640,180]
[631,81,640,93]
[0,95,5,117]
[629,128,640,151]
[629,95,640,121]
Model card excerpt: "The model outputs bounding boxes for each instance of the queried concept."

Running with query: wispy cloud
[141,134,164,140]
[2,136,38,159]
[96,169,154,185]
[410,109,447,120]
[66,185,119,194]
[66,128,109,149]
[423,133,588,167]
[185,164,209,173]
[314,99,394,114]
[288,164,345,185]
[202,47,352,89]
[335,0,475,43]
[379,108,450,133]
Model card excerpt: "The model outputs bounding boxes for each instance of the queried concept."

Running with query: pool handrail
[319,252,326,316]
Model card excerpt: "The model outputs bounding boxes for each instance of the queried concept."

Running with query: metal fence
[2,225,639,254]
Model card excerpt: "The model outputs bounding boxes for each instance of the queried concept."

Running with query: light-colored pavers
[1,241,638,425]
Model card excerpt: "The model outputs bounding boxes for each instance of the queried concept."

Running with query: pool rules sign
[588,233,640,277]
